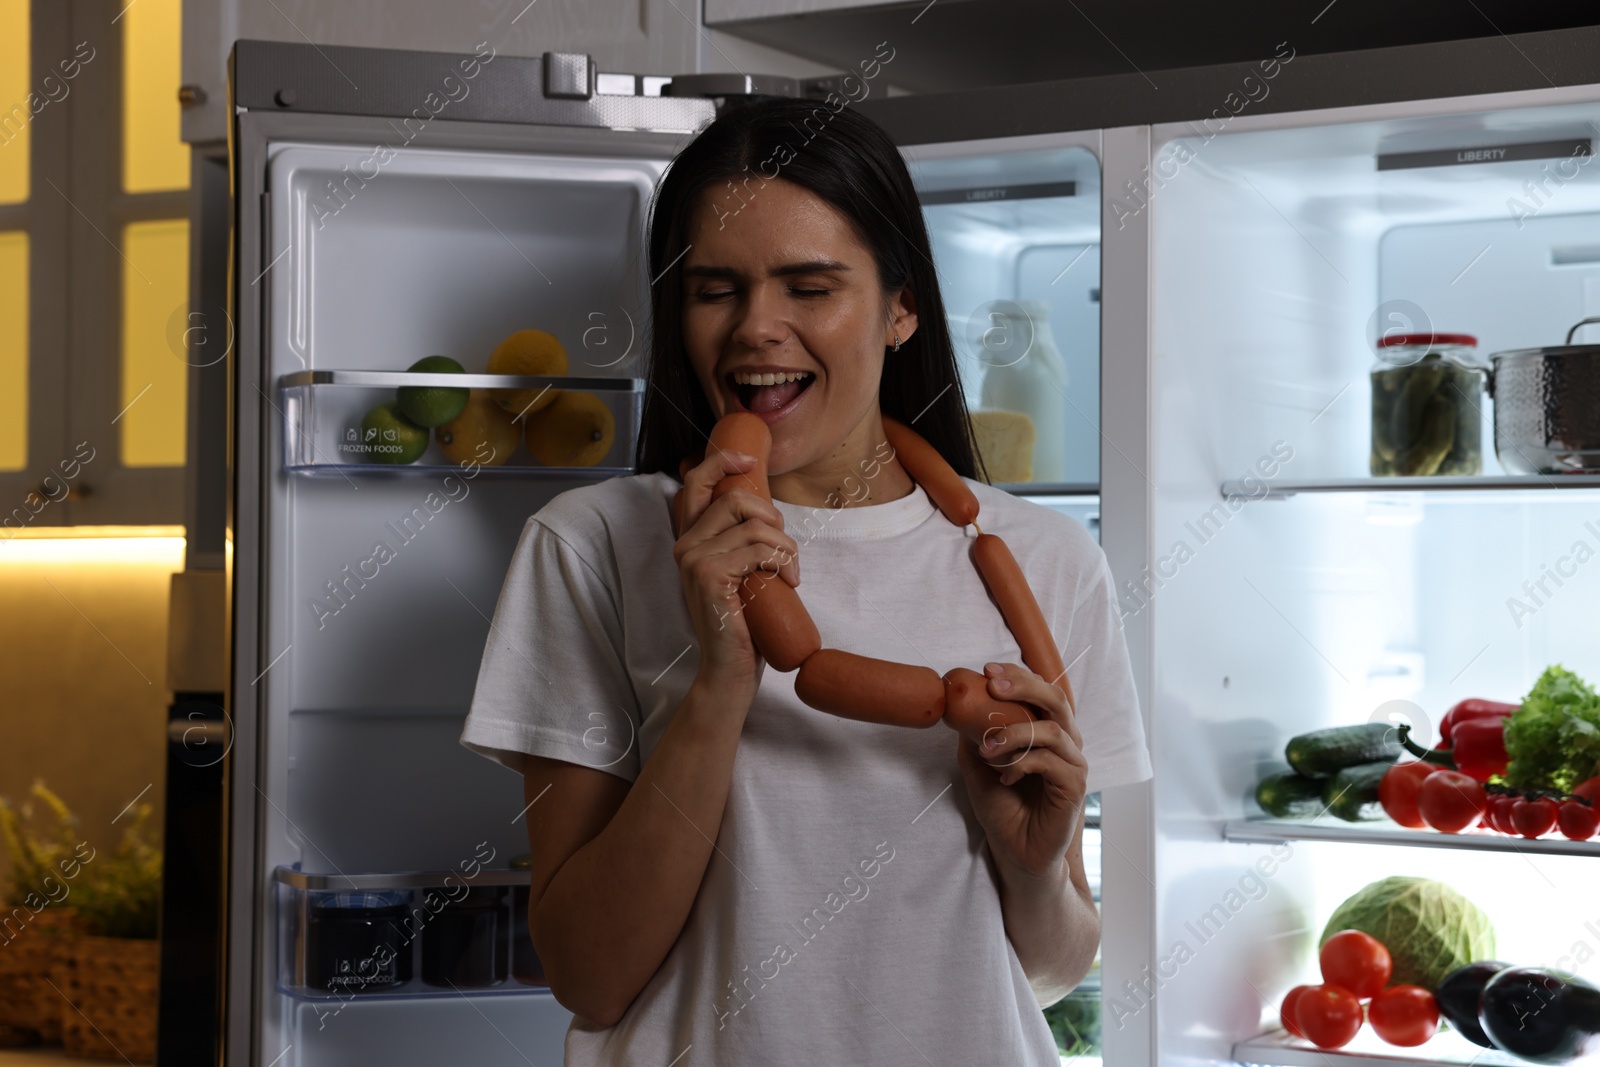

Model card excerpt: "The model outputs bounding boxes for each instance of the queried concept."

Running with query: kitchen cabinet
[3,0,188,530]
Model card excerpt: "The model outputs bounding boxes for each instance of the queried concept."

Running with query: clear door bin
[275,867,549,1001]
[280,371,644,477]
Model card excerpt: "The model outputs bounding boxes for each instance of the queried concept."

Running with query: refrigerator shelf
[275,864,550,1000]
[1221,474,1600,500]
[279,371,644,476]
[1233,1026,1529,1067]
[274,866,530,890]
[280,371,646,391]
[1001,482,1101,497]
[1224,817,1600,858]
[284,462,637,480]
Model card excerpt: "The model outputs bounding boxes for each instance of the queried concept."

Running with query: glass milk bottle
[979,299,1069,482]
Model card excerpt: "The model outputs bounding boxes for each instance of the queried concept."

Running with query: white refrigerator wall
[257,141,674,1064]
[1144,91,1600,1067]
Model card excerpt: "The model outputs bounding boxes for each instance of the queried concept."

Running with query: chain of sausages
[673,412,1076,745]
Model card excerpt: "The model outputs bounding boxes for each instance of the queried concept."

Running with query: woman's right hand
[674,448,800,696]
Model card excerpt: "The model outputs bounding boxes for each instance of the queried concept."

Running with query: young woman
[461,97,1151,1066]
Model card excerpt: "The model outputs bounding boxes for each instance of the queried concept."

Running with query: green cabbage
[1504,665,1600,793]
[1319,877,1496,992]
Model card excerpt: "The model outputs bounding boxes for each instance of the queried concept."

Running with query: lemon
[360,403,429,464]
[436,389,521,467]
[524,391,615,467]
[487,329,568,421]
[396,355,469,427]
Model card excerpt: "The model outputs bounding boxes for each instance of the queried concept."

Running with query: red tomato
[1417,770,1487,833]
[1296,983,1365,1049]
[1379,762,1437,829]
[1320,930,1393,999]
[1367,985,1440,1046]
[1280,984,1315,1038]
[1487,794,1519,834]
[1510,796,1559,838]
[1557,799,1599,841]
[1574,777,1600,804]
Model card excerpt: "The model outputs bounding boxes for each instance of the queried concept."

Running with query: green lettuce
[1503,665,1600,793]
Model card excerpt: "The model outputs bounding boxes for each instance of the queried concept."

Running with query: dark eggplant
[1437,960,1512,1049]
[1480,967,1600,1064]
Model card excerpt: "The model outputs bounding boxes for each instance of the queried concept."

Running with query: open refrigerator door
[223,40,723,1067]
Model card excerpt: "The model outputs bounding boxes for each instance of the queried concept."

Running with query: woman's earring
[892,334,901,352]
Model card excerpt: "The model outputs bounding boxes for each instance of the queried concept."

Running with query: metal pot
[1488,316,1600,474]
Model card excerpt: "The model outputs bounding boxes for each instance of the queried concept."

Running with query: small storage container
[421,886,509,988]
[303,891,413,995]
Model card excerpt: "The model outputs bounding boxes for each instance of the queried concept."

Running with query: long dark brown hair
[633,96,988,483]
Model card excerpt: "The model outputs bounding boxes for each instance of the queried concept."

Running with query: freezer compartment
[274,866,549,1001]
[280,371,642,475]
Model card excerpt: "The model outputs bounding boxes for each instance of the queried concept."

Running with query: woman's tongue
[745,378,807,414]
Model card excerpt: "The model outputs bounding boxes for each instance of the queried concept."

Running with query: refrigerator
[218,37,1110,1067]
[859,21,1600,1067]
[1135,56,1600,1067]
[215,24,1600,1067]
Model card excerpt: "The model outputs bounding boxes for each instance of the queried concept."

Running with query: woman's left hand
[955,661,1088,879]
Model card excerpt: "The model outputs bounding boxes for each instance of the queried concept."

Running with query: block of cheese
[968,409,1035,484]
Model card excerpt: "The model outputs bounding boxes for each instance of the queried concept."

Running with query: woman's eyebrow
[683,259,853,279]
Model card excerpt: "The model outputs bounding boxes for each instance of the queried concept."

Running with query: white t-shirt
[460,470,1152,1067]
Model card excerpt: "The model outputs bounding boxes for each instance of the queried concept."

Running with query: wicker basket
[55,935,158,1063]
[0,905,81,1042]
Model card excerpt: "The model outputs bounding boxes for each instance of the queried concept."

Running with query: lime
[360,402,429,464]
[396,355,470,427]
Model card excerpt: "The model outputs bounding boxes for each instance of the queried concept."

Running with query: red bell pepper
[1438,698,1517,746]
[1396,719,1509,783]
[1449,718,1509,781]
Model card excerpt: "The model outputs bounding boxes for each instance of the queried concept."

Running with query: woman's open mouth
[727,370,815,424]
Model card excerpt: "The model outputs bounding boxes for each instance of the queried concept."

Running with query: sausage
[729,567,820,672]
[881,415,979,527]
[970,533,1077,713]
[706,413,821,672]
[708,413,771,501]
[942,667,1037,745]
[794,649,944,728]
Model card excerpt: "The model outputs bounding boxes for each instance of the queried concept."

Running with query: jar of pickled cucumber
[1370,333,1485,477]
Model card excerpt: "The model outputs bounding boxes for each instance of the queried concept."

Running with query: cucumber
[1285,723,1403,777]
[1255,772,1326,818]
[1322,760,1392,822]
